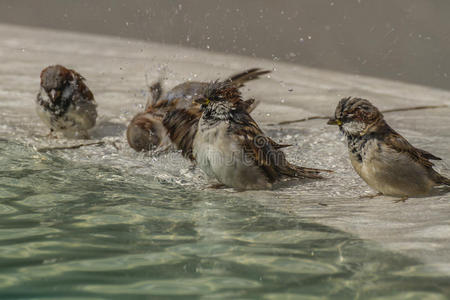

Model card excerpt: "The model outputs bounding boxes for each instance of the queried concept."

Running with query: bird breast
[193,121,270,189]
[352,138,435,196]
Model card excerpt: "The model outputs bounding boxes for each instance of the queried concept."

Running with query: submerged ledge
[0,24,449,272]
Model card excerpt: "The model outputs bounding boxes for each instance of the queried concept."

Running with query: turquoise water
[0,139,449,299]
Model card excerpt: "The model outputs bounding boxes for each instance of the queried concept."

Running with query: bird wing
[162,106,201,160]
[68,69,95,104]
[229,109,324,181]
[227,68,271,88]
[229,110,280,182]
[384,127,440,168]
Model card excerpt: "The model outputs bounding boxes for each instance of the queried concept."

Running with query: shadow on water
[0,140,449,299]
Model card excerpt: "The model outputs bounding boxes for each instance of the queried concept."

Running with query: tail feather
[435,173,450,186]
[273,143,292,150]
[145,81,163,110]
[281,163,333,180]
[227,68,271,87]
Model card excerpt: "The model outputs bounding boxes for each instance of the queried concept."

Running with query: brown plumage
[191,82,331,190]
[163,78,291,160]
[127,68,270,152]
[328,97,449,197]
[230,108,325,182]
[36,65,97,139]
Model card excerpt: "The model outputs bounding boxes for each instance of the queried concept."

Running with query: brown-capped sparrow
[36,65,97,139]
[188,81,329,190]
[328,97,449,200]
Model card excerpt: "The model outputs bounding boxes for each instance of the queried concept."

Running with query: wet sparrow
[328,97,450,199]
[190,81,328,190]
[36,65,97,139]
[126,81,173,151]
[128,68,269,152]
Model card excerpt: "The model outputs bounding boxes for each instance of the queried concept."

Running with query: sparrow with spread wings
[127,68,269,152]
[165,81,330,190]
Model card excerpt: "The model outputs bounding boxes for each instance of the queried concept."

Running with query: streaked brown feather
[229,102,326,181]
[163,107,201,160]
[137,68,268,153]
[68,68,95,104]
[382,125,439,168]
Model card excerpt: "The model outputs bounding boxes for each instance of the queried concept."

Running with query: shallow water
[1,140,449,299]
[1,24,450,299]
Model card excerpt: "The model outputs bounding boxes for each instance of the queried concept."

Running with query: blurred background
[1,0,449,91]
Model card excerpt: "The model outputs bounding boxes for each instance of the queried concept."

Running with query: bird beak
[49,89,61,102]
[327,118,342,126]
[194,97,210,105]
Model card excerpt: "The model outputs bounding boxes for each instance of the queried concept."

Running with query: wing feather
[383,126,440,168]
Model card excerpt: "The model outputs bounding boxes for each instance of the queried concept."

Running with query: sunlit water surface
[0,139,449,299]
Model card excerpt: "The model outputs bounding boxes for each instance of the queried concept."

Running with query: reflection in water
[0,140,449,299]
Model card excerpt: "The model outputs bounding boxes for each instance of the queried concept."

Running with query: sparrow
[36,65,97,139]
[127,68,269,152]
[126,81,173,151]
[186,81,328,190]
[328,97,450,199]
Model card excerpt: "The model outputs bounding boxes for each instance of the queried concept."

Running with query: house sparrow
[126,81,173,151]
[36,65,97,139]
[328,97,450,199]
[187,81,328,190]
[128,68,269,152]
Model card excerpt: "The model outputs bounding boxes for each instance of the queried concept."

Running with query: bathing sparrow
[126,81,173,151]
[128,68,269,152]
[36,65,97,139]
[328,97,449,199]
[189,81,327,190]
